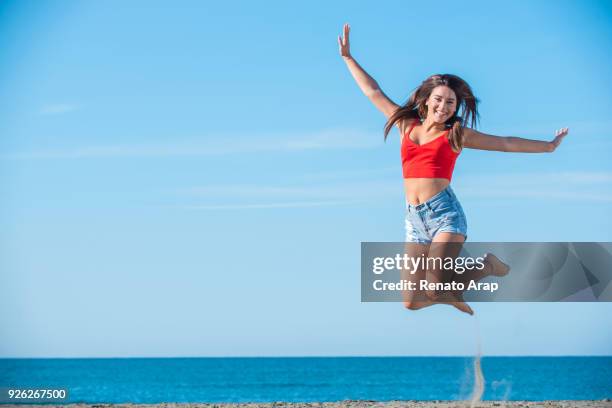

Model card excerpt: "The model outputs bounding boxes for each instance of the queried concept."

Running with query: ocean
[1,357,611,403]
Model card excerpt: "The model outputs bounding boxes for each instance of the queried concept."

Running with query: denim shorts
[404,186,468,243]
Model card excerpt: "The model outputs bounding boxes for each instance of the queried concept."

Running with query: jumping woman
[338,23,569,314]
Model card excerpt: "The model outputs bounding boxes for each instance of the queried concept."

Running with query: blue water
[1,357,611,403]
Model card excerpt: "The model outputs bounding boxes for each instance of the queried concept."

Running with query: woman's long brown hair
[383,74,479,151]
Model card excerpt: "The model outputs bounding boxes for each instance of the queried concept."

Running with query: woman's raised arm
[463,127,569,153]
[338,23,400,121]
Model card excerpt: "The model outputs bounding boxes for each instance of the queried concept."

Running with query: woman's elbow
[366,88,384,100]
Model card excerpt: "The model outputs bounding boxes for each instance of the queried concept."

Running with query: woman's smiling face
[425,86,457,124]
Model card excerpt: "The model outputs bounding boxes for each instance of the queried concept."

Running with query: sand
[3,401,611,408]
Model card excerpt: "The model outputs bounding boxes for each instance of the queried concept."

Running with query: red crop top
[401,119,460,181]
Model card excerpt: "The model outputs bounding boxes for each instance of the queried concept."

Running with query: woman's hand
[548,127,569,152]
[338,23,351,59]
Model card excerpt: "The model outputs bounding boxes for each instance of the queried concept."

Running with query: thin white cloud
[455,171,612,186]
[180,200,365,210]
[179,183,392,197]
[172,179,402,210]
[298,166,399,182]
[0,128,383,160]
[175,171,612,210]
[173,180,402,200]
[460,188,612,202]
[179,185,327,197]
[454,171,612,202]
[40,104,79,115]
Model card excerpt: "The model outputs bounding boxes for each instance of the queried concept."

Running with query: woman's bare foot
[404,300,434,310]
[450,301,474,315]
[445,291,474,315]
[421,291,474,315]
[404,297,473,315]
[484,253,510,277]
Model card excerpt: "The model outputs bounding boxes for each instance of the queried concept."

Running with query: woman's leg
[402,206,439,310]
[401,237,474,314]
[423,235,511,313]
[424,232,474,315]
[401,242,435,310]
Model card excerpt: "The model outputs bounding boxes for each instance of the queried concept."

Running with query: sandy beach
[4,401,611,408]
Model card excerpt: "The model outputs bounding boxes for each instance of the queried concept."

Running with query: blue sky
[1,0,611,357]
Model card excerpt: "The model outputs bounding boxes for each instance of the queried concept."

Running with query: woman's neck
[421,117,446,133]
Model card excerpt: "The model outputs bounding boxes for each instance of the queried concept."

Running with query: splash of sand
[492,379,513,407]
[470,316,484,408]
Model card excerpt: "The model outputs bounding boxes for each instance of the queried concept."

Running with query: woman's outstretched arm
[338,23,400,121]
[463,127,569,153]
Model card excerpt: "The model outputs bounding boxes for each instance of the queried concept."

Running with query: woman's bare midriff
[404,178,450,205]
